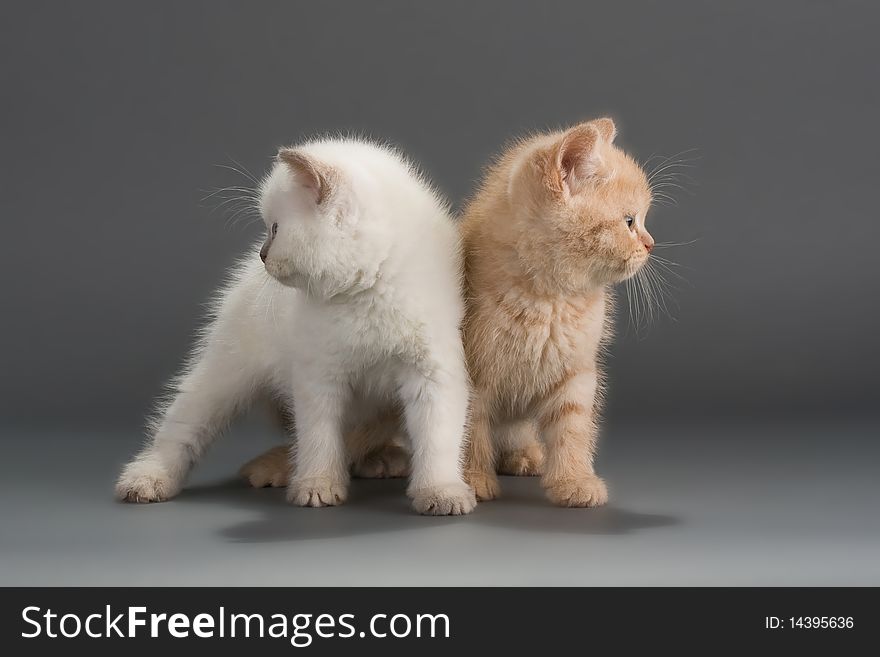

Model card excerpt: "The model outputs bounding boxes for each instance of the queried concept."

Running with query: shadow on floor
[175,476,680,543]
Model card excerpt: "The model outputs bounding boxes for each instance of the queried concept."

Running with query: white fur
[116,138,475,515]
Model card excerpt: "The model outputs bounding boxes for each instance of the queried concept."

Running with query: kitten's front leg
[116,343,259,503]
[398,364,476,515]
[287,378,350,507]
[538,371,608,507]
[463,393,501,500]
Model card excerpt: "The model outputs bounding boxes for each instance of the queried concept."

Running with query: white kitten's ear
[277,148,333,204]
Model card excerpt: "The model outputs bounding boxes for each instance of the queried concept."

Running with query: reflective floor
[2,419,878,585]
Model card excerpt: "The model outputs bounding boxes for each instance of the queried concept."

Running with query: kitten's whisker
[653,238,701,248]
[650,182,695,198]
[208,158,265,231]
[200,186,259,203]
[649,169,699,206]
[213,162,260,186]
[227,156,261,185]
[650,191,679,207]
[233,215,263,230]
[650,258,688,282]
[626,256,682,333]
[642,264,660,322]
[644,151,692,175]
[227,209,261,230]
[624,276,637,335]
[647,155,695,175]
[630,277,640,334]
[650,189,678,199]
[253,275,268,319]
[652,257,689,272]
[650,253,690,268]
[649,160,699,176]
[647,151,701,186]
[210,195,257,213]
[634,268,650,329]
[650,180,693,192]
[265,275,279,326]
[218,203,258,221]
[651,171,699,186]
[645,261,677,318]
[221,203,257,227]
[644,266,663,322]
[648,147,701,164]
[655,262,680,302]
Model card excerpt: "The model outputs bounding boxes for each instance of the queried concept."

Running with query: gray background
[1,1,878,586]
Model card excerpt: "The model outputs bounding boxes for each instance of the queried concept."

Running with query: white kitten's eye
[625,215,635,230]
[271,222,278,237]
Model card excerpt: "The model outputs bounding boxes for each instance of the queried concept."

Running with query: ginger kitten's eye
[625,215,635,230]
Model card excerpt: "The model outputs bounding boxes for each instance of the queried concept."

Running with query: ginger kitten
[239,118,655,508]
[117,138,475,515]
[461,117,654,506]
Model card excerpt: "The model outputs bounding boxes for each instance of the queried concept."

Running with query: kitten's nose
[642,234,654,253]
[260,240,270,262]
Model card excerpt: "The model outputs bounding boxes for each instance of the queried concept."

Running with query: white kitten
[116,138,475,515]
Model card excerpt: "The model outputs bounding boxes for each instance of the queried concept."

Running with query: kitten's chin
[273,274,308,290]
[615,256,648,283]
[264,263,307,290]
[266,267,357,299]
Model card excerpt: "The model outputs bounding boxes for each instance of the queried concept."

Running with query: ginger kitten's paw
[410,482,477,516]
[544,475,608,508]
[239,445,291,488]
[116,460,181,503]
[465,470,501,501]
[288,478,348,507]
[497,444,544,476]
[352,445,411,479]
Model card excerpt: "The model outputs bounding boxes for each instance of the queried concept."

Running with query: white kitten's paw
[410,482,477,516]
[116,460,181,503]
[240,446,291,488]
[352,445,411,479]
[465,469,501,501]
[288,478,348,507]
[544,474,608,508]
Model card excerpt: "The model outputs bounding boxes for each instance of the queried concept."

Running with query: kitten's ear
[550,123,602,194]
[548,119,618,194]
[592,117,617,143]
[277,148,333,204]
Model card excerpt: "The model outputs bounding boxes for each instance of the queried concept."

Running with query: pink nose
[642,235,654,253]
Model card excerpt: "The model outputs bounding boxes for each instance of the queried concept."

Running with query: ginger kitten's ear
[549,119,617,195]
[277,148,333,204]
[549,124,602,195]
[593,117,617,143]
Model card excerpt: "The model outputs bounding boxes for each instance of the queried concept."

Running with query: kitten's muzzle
[260,223,278,262]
